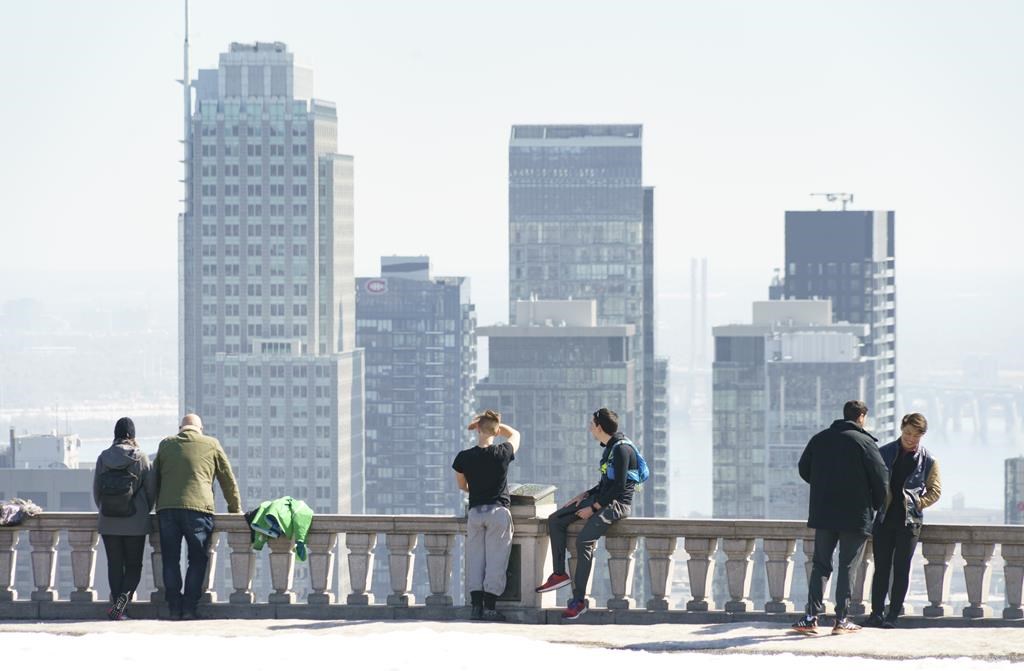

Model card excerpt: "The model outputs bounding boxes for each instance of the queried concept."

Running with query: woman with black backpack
[92,417,156,620]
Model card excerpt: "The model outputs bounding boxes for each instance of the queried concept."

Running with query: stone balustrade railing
[1,513,1022,624]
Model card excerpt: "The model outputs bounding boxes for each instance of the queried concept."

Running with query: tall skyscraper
[476,299,636,503]
[771,210,897,437]
[356,256,476,515]
[508,125,667,516]
[712,300,874,519]
[180,42,364,518]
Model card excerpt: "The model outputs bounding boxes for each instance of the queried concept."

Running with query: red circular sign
[365,279,388,294]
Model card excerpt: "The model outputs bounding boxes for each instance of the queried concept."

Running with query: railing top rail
[13,512,1024,544]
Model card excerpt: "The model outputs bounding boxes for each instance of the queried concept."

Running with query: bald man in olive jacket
[154,414,241,620]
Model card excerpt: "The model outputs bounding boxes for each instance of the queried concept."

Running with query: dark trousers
[548,497,629,601]
[805,528,868,620]
[158,508,214,614]
[101,534,146,601]
[871,524,920,619]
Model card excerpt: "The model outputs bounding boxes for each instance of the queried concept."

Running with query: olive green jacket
[154,428,242,514]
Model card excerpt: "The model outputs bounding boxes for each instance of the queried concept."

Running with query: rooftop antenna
[177,0,191,420]
[809,192,854,211]
[180,0,191,174]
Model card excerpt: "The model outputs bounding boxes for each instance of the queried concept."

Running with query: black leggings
[102,534,146,601]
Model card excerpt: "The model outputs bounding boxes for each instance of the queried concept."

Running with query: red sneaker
[561,598,589,620]
[535,572,571,593]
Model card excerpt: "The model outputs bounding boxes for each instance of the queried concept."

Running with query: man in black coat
[792,400,888,635]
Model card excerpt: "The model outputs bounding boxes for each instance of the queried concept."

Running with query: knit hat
[114,417,136,441]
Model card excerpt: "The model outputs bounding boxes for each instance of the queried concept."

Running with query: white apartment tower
[180,41,364,516]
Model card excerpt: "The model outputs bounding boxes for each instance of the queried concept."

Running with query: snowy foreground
[2,625,1023,671]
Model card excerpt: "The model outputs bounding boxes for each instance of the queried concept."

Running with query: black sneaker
[791,615,818,635]
[167,610,183,621]
[470,604,484,621]
[832,618,862,635]
[181,610,203,621]
[861,612,885,628]
[881,617,897,629]
[481,609,507,622]
[107,593,129,621]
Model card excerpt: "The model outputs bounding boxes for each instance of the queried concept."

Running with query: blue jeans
[158,509,214,613]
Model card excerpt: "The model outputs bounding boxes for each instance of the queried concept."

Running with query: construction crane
[809,192,855,211]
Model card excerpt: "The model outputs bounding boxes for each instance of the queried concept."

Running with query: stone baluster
[200,531,219,604]
[345,533,377,605]
[1001,544,1024,620]
[684,537,718,611]
[67,529,99,602]
[29,529,60,601]
[961,542,995,618]
[763,538,796,613]
[848,538,874,617]
[0,529,18,602]
[423,533,455,607]
[723,538,755,612]
[644,536,677,611]
[148,529,165,603]
[386,533,417,606]
[306,532,337,605]
[605,535,638,610]
[921,542,956,617]
[803,538,832,613]
[226,530,256,604]
[267,536,296,604]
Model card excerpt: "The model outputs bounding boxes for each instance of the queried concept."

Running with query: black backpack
[98,465,140,517]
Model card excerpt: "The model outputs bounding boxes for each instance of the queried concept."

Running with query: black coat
[798,419,889,536]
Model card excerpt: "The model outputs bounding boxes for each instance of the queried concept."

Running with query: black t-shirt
[452,442,515,509]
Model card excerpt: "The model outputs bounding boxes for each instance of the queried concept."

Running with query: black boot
[482,592,506,621]
[470,590,484,620]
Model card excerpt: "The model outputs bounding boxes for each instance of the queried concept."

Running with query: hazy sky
[2,1,1021,326]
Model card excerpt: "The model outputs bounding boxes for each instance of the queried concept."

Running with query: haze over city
[1,0,1022,518]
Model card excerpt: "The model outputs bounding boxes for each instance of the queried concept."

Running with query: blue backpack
[602,438,650,484]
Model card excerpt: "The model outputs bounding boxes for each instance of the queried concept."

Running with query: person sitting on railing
[453,410,521,621]
[154,413,242,621]
[93,417,157,621]
[535,407,640,621]
[792,400,889,636]
[863,412,942,629]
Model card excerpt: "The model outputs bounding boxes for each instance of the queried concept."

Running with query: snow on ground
[2,629,1020,671]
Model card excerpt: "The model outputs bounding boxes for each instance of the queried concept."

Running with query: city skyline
[1,2,1022,521]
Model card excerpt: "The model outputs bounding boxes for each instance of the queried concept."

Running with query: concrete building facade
[712,300,874,520]
[770,210,897,437]
[356,256,477,515]
[507,124,667,516]
[476,300,635,505]
[180,42,364,518]
[1006,457,1024,525]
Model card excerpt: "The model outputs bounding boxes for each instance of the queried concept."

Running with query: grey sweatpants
[466,504,514,595]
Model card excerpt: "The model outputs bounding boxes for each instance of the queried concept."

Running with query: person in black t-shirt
[452,410,520,621]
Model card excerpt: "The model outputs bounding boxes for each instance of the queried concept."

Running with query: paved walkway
[2,619,1023,660]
